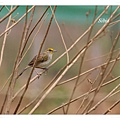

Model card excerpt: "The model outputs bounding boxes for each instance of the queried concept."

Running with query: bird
[17,48,57,78]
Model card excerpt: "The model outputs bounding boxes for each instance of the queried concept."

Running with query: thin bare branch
[104,99,120,114]
[13,6,57,114]
[48,75,120,114]
[0,6,19,23]
[50,6,70,64]
[0,6,13,66]
[0,6,35,38]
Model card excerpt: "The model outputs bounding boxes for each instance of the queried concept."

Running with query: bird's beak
[54,50,57,52]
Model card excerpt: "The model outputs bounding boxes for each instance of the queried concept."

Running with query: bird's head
[47,48,57,54]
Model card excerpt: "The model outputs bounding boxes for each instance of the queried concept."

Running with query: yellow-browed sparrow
[18,48,57,78]
[28,48,56,68]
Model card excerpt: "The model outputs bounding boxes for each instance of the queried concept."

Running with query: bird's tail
[16,66,30,79]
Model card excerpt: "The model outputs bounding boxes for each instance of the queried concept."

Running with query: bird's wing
[28,53,48,66]
[28,55,37,66]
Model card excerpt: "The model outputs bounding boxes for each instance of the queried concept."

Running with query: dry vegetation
[0,5,120,114]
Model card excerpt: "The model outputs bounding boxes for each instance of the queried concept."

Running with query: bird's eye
[49,49,53,51]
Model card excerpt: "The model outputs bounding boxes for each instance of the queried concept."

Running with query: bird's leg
[35,67,48,77]
[34,70,41,79]
[35,66,48,71]
[41,67,48,75]
[41,67,48,71]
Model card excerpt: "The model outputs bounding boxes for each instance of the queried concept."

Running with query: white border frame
[0,0,120,5]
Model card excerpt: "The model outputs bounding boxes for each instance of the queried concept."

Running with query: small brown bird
[17,48,57,78]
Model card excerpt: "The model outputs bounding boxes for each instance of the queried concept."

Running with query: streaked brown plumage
[28,53,48,67]
[28,48,56,68]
